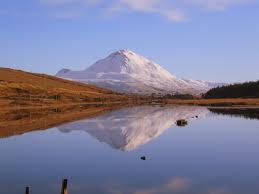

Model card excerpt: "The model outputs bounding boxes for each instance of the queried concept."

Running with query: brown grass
[0,67,148,108]
[164,98,259,107]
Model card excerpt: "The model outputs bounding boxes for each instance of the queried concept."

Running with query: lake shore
[1,97,259,111]
[163,98,259,107]
[1,99,258,139]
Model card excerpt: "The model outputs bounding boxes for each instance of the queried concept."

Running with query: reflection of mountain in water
[58,106,209,151]
[209,108,259,120]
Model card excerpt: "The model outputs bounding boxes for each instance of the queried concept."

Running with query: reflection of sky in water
[0,106,258,194]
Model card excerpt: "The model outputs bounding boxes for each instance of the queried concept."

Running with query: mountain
[58,106,210,151]
[56,49,222,95]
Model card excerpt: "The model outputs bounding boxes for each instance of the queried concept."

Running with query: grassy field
[164,98,259,107]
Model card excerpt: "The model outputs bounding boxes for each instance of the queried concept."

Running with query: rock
[140,156,146,160]
[176,119,188,127]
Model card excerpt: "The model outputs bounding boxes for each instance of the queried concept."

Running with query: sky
[0,0,258,83]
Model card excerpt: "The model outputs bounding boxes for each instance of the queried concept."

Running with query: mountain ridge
[56,49,223,95]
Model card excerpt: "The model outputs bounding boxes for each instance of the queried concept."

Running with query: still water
[0,106,259,194]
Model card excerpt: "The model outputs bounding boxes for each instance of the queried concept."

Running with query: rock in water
[140,156,146,160]
[176,119,188,127]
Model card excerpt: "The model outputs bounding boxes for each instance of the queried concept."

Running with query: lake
[0,105,259,194]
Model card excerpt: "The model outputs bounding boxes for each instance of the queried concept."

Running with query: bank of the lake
[163,98,259,107]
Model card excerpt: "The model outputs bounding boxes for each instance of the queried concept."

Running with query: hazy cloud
[184,0,256,10]
[133,177,192,194]
[38,0,257,21]
[207,187,233,194]
[108,0,188,22]
[40,0,102,6]
[102,177,192,194]
[49,10,85,19]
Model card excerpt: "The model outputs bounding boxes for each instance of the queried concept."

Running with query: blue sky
[0,0,258,83]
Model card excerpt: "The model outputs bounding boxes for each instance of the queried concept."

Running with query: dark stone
[140,156,146,160]
[176,119,188,127]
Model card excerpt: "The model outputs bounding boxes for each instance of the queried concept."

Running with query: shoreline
[1,99,258,139]
[1,98,259,112]
[163,98,259,107]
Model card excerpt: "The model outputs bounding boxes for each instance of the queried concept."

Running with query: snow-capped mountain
[58,106,210,151]
[56,49,222,95]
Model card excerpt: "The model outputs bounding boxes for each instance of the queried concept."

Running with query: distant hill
[204,80,259,99]
[0,68,138,108]
[56,49,222,95]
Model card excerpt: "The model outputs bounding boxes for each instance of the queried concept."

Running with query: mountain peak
[117,49,134,54]
[114,49,136,55]
[86,49,157,75]
[87,49,176,81]
[56,50,222,95]
[107,49,140,62]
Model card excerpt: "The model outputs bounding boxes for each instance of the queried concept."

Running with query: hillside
[204,80,259,99]
[0,68,143,108]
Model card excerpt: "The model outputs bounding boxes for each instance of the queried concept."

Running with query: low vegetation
[159,93,195,99]
[203,80,259,99]
[164,98,259,107]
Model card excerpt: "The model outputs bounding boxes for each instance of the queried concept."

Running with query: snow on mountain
[56,49,222,95]
[58,106,210,151]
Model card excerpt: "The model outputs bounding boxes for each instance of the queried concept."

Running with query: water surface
[0,106,258,194]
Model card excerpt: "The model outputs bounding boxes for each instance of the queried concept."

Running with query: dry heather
[0,68,147,108]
